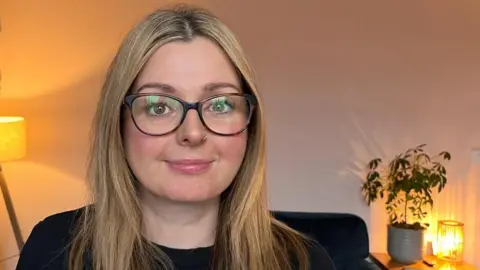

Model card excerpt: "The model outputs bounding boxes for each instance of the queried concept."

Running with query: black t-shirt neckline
[156,244,213,268]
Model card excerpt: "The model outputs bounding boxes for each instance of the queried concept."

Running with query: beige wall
[0,0,479,268]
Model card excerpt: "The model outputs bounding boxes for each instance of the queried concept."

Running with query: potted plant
[361,144,451,264]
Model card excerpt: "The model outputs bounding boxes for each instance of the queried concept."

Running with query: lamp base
[0,163,25,251]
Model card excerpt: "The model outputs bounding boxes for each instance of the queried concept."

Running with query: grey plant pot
[387,225,425,264]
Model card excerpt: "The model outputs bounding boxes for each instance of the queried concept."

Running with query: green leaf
[368,158,382,169]
[417,143,427,149]
[439,151,451,160]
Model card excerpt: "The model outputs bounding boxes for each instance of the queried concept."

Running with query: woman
[16,4,335,270]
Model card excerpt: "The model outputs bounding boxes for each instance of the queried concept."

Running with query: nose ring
[202,134,207,141]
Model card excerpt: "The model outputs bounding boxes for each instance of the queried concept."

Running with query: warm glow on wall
[436,220,464,263]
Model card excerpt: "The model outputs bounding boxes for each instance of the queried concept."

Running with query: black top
[16,207,336,270]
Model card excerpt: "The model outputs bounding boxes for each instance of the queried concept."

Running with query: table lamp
[436,220,464,263]
[0,116,26,251]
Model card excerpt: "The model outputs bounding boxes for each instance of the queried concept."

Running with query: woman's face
[123,37,248,203]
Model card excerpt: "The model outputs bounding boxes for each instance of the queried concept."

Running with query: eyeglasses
[123,93,257,136]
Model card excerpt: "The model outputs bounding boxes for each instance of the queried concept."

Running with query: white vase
[387,224,425,264]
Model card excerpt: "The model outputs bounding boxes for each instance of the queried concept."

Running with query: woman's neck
[140,190,219,249]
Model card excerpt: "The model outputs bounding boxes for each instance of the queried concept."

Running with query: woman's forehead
[133,37,241,98]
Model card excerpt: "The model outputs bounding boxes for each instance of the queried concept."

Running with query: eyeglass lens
[130,94,253,135]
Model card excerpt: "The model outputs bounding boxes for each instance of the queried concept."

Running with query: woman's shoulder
[271,218,336,270]
[16,206,86,270]
[306,241,336,270]
[288,239,335,270]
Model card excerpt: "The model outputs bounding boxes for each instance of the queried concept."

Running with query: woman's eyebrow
[135,82,241,93]
[135,83,175,93]
[203,82,241,92]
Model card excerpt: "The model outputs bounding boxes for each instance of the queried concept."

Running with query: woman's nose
[175,110,207,146]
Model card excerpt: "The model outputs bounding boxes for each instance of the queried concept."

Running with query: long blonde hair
[69,4,312,270]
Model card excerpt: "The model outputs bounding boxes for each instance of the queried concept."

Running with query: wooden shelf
[370,253,477,270]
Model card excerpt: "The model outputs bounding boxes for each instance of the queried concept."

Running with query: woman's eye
[209,98,233,113]
[147,103,170,116]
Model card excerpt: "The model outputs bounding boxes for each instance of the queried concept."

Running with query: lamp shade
[0,116,27,162]
[436,220,464,262]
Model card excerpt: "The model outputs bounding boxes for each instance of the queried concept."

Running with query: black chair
[272,211,376,270]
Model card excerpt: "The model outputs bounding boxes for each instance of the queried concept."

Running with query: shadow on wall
[0,68,106,259]
[0,68,106,180]
[0,161,88,260]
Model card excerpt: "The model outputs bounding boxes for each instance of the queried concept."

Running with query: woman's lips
[165,159,214,174]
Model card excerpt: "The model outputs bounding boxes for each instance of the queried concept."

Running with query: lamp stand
[0,163,24,251]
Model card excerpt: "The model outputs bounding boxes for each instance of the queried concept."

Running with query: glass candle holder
[436,220,464,263]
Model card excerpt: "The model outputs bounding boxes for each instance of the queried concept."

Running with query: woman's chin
[162,191,219,203]
[156,184,223,203]
[138,173,233,203]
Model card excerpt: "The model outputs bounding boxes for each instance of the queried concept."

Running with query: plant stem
[405,191,408,224]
